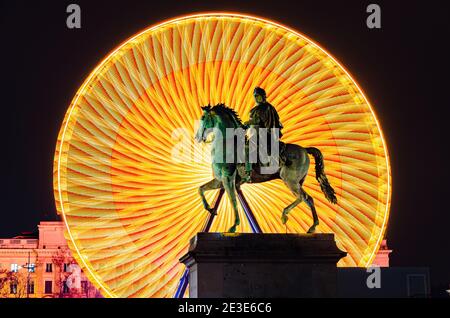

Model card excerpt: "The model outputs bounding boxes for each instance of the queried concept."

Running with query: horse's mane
[202,103,244,128]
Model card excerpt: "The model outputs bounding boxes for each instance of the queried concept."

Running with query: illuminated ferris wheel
[54,13,391,298]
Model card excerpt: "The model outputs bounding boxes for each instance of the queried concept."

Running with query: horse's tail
[306,147,337,204]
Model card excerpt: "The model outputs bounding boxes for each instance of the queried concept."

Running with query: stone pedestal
[180,232,347,298]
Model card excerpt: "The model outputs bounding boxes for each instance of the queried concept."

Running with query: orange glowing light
[54,13,391,298]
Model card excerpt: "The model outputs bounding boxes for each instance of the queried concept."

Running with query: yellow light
[54,13,391,298]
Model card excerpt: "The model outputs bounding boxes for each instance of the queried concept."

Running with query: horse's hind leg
[301,188,319,233]
[199,179,222,215]
[280,178,303,225]
[281,196,303,225]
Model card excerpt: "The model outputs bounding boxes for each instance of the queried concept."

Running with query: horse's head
[195,103,243,143]
[195,105,216,143]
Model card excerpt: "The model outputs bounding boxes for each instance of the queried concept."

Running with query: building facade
[372,239,392,267]
[0,221,101,298]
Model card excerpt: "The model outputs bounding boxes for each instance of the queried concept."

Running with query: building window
[63,281,70,294]
[10,263,19,273]
[27,281,35,294]
[45,263,53,272]
[63,263,72,272]
[44,280,53,294]
[10,282,17,294]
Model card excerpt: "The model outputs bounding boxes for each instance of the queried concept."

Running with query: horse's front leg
[199,179,223,215]
[223,174,240,233]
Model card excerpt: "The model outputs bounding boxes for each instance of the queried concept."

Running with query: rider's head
[253,87,267,104]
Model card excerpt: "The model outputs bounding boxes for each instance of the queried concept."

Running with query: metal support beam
[174,189,225,298]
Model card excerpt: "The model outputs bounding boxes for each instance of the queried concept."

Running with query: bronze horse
[195,104,337,233]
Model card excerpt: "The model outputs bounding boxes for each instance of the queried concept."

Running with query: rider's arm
[244,112,256,127]
[245,106,262,127]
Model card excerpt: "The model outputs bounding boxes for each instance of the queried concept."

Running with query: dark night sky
[1,0,449,292]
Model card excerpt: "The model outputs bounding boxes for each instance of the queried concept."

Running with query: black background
[1,0,449,296]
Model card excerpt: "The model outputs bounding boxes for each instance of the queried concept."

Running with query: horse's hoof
[307,225,317,234]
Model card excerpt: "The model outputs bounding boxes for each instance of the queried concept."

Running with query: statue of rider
[243,87,285,181]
